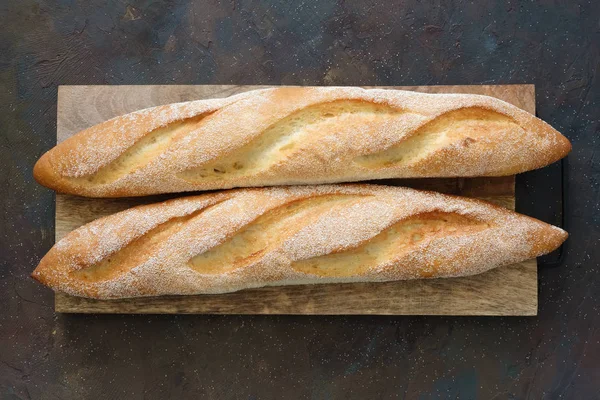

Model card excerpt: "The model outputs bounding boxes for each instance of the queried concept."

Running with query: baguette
[34,87,571,197]
[32,184,567,299]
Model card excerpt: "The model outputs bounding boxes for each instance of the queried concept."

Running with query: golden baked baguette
[34,87,571,197]
[32,184,567,299]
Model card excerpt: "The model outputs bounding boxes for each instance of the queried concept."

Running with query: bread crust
[34,87,571,197]
[32,184,567,299]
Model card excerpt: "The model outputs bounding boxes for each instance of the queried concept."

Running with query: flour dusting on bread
[34,87,571,197]
[32,185,567,299]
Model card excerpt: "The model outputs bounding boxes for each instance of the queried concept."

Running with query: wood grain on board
[54,84,537,315]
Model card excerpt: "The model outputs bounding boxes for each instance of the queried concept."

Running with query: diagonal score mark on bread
[188,194,366,274]
[70,113,213,185]
[177,100,415,182]
[291,211,490,278]
[71,199,227,283]
[355,107,519,168]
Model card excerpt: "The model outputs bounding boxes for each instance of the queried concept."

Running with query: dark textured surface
[0,0,598,399]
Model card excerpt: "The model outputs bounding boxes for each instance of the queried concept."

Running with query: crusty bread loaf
[32,184,567,299]
[34,87,571,197]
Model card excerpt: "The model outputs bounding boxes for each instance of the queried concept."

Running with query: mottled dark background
[1,0,599,399]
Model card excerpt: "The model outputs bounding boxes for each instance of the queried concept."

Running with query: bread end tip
[30,267,45,285]
[33,152,54,188]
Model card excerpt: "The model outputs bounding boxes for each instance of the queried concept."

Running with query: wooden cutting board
[53,84,537,315]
